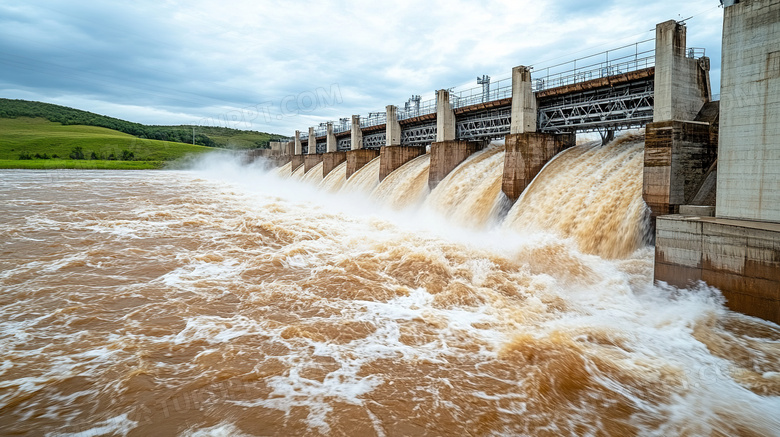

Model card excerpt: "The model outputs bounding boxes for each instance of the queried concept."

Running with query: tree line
[18,146,135,161]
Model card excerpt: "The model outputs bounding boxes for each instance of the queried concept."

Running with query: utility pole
[192,126,195,145]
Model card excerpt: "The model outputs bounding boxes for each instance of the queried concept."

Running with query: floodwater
[1,139,779,436]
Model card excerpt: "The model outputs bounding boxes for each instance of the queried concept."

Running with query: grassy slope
[0,118,214,167]
[0,98,285,149]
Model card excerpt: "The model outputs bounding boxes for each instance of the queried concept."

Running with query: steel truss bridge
[456,107,512,141]
[537,79,654,134]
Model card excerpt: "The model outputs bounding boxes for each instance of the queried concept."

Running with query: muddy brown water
[1,152,778,436]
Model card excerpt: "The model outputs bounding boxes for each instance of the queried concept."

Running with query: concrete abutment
[322,152,347,177]
[428,140,484,189]
[291,155,304,173]
[643,120,716,220]
[346,149,380,180]
[379,145,427,182]
[304,154,324,173]
[501,132,575,201]
[653,0,780,325]
[655,216,780,324]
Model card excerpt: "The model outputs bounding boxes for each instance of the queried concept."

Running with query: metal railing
[686,47,706,59]
[360,112,386,128]
[451,76,512,109]
[398,98,436,120]
[532,39,656,92]
[333,119,351,134]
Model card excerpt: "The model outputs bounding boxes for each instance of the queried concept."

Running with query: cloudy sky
[1,1,724,136]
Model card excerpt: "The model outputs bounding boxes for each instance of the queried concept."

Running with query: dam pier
[254,4,779,325]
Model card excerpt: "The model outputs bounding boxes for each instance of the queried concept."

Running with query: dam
[2,2,780,436]
[257,6,779,326]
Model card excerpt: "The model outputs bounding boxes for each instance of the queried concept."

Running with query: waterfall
[424,144,507,228]
[503,135,649,258]
[370,154,431,210]
[291,162,306,179]
[301,161,324,185]
[275,161,293,177]
[341,156,381,194]
[276,135,649,258]
[319,161,348,192]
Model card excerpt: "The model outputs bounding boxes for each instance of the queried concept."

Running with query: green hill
[0,98,284,149]
[0,117,215,169]
[0,98,288,169]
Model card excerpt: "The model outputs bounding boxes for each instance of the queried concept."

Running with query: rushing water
[342,156,381,194]
[1,138,779,436]
[425,144,508,229]
[301,162,324,186]
[371,154,431,211]
[319,162,348,193]
[504,135,650,259]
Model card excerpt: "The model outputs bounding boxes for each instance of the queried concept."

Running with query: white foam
[179,422,253,437]
[50,413,137,437]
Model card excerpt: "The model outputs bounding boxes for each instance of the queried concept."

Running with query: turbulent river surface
[1,139,779,436]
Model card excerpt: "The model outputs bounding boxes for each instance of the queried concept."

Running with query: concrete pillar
[379,146,427,181]
[277,153,292,167]
[308,127,316,154]
[291,154,304,172]
[645,19,715,225]
[716,0,780,222]
[351,115,363,150]
[642,120,716,220]
[386,105,401,146]
[436,89,455,141]
[294,131,302,155]
[502,133,575,200]
[322,151,347,177]
[653,20,711,123]
[510,66,537,134]
[326,122,337,153]
[346,149,380,179]
[304,153,323,173]
[428,140,484,189]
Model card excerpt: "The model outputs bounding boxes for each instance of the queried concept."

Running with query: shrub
[69,146,85,160]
